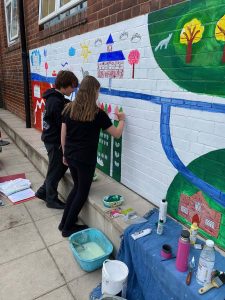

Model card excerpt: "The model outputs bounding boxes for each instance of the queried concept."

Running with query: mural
[149,0,225,97]
[29,0,225,249]
[167,149,225,249]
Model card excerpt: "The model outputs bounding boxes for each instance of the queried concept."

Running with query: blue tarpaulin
[90,209,225,300]
[117,209,225,300]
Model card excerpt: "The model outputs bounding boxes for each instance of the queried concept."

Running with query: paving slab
[69,270,102,300]
[35,214,64,246]
[24,198,62,221]
[49,240,86,282]
[0,222,45,264]
[0,249,65,300]
[36,286,74,300]
[0,204,32,231]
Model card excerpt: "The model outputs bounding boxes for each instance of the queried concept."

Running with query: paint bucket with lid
[101,259,129,297]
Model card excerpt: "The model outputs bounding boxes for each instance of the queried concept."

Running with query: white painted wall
[29,14,225,206]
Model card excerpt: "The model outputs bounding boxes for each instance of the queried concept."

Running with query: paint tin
[161,244,172,259]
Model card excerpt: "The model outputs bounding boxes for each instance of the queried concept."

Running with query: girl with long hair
[59,76,125,237]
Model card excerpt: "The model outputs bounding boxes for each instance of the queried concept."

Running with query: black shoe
[58,217,79,231]
[46,200,65,209]
[62,225,88,237]
[35,192,46,202]
[0,140,10,146]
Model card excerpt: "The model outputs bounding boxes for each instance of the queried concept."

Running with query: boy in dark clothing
[35,70,78,209]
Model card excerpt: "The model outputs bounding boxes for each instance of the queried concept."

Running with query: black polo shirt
[63,109,112,165]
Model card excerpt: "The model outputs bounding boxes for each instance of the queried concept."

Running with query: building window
[4,0,19,44]
[39,0,83,25]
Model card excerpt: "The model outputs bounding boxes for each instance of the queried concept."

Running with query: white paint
[33,84,41,98]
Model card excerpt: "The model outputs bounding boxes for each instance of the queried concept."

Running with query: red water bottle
[176,230,190,272]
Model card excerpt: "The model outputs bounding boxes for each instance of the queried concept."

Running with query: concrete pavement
[0,130,102,300]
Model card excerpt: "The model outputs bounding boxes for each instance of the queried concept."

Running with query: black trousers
[37,143,68,203]
[60,160,95,231]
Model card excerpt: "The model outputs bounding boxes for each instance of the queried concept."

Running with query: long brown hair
[63,76,100,121]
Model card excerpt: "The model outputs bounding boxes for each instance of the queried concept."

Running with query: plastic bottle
[189,222,198,245]
[176,230,190,272]
[159,199,168,223]
[196,240,215,285]
[157,219,164,235]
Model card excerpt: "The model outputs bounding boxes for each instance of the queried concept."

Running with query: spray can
[159,199,168,223]
[176,230,190,272]
[189,222,198,245]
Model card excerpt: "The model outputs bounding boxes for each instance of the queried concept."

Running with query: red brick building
[0,0,184,125]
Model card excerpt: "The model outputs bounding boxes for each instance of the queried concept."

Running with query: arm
[61,122,67,155]
[61,123,68,166]
[106,112,125,139]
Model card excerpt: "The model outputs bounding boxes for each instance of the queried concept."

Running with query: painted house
[97,34,125,79]
[179,192,221,237]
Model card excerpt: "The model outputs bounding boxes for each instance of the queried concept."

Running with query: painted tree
[215,15,225,63]
[180,18,204,63]
[128,50,140,78]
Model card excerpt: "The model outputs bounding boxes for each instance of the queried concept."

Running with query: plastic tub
[103,195,124,208]
[69,228,113,272]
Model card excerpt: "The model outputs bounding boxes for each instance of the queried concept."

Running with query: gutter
[18,0,31,128]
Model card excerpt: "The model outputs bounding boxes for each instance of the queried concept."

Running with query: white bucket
[102,259,129,297]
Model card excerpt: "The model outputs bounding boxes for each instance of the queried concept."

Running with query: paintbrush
[198,273,225,294]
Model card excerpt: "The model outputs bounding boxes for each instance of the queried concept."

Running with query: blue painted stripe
[31,72,225,205]
[31,72,225,113]
[31,73,56,84]
[160,104,225,207]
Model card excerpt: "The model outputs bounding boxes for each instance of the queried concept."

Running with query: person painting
[35,70,78,209]
[59,75,125,237]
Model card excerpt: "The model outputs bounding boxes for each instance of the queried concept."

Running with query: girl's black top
[63,109,112,165]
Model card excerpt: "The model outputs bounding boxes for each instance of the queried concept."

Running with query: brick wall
[0,0,25,119]
[0,0,185,120]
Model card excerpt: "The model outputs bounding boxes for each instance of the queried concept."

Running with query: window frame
[38,0,82,25]
[4,0,19,45]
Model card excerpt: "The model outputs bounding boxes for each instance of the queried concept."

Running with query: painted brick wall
[3,0,225,248]
[0,0,25,119]
[0,0,185,120]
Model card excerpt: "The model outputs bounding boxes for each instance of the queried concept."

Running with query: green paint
[148,0,225,97]
[112,120,122,182]
[97,130,111,176]
[166,149,225,250]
